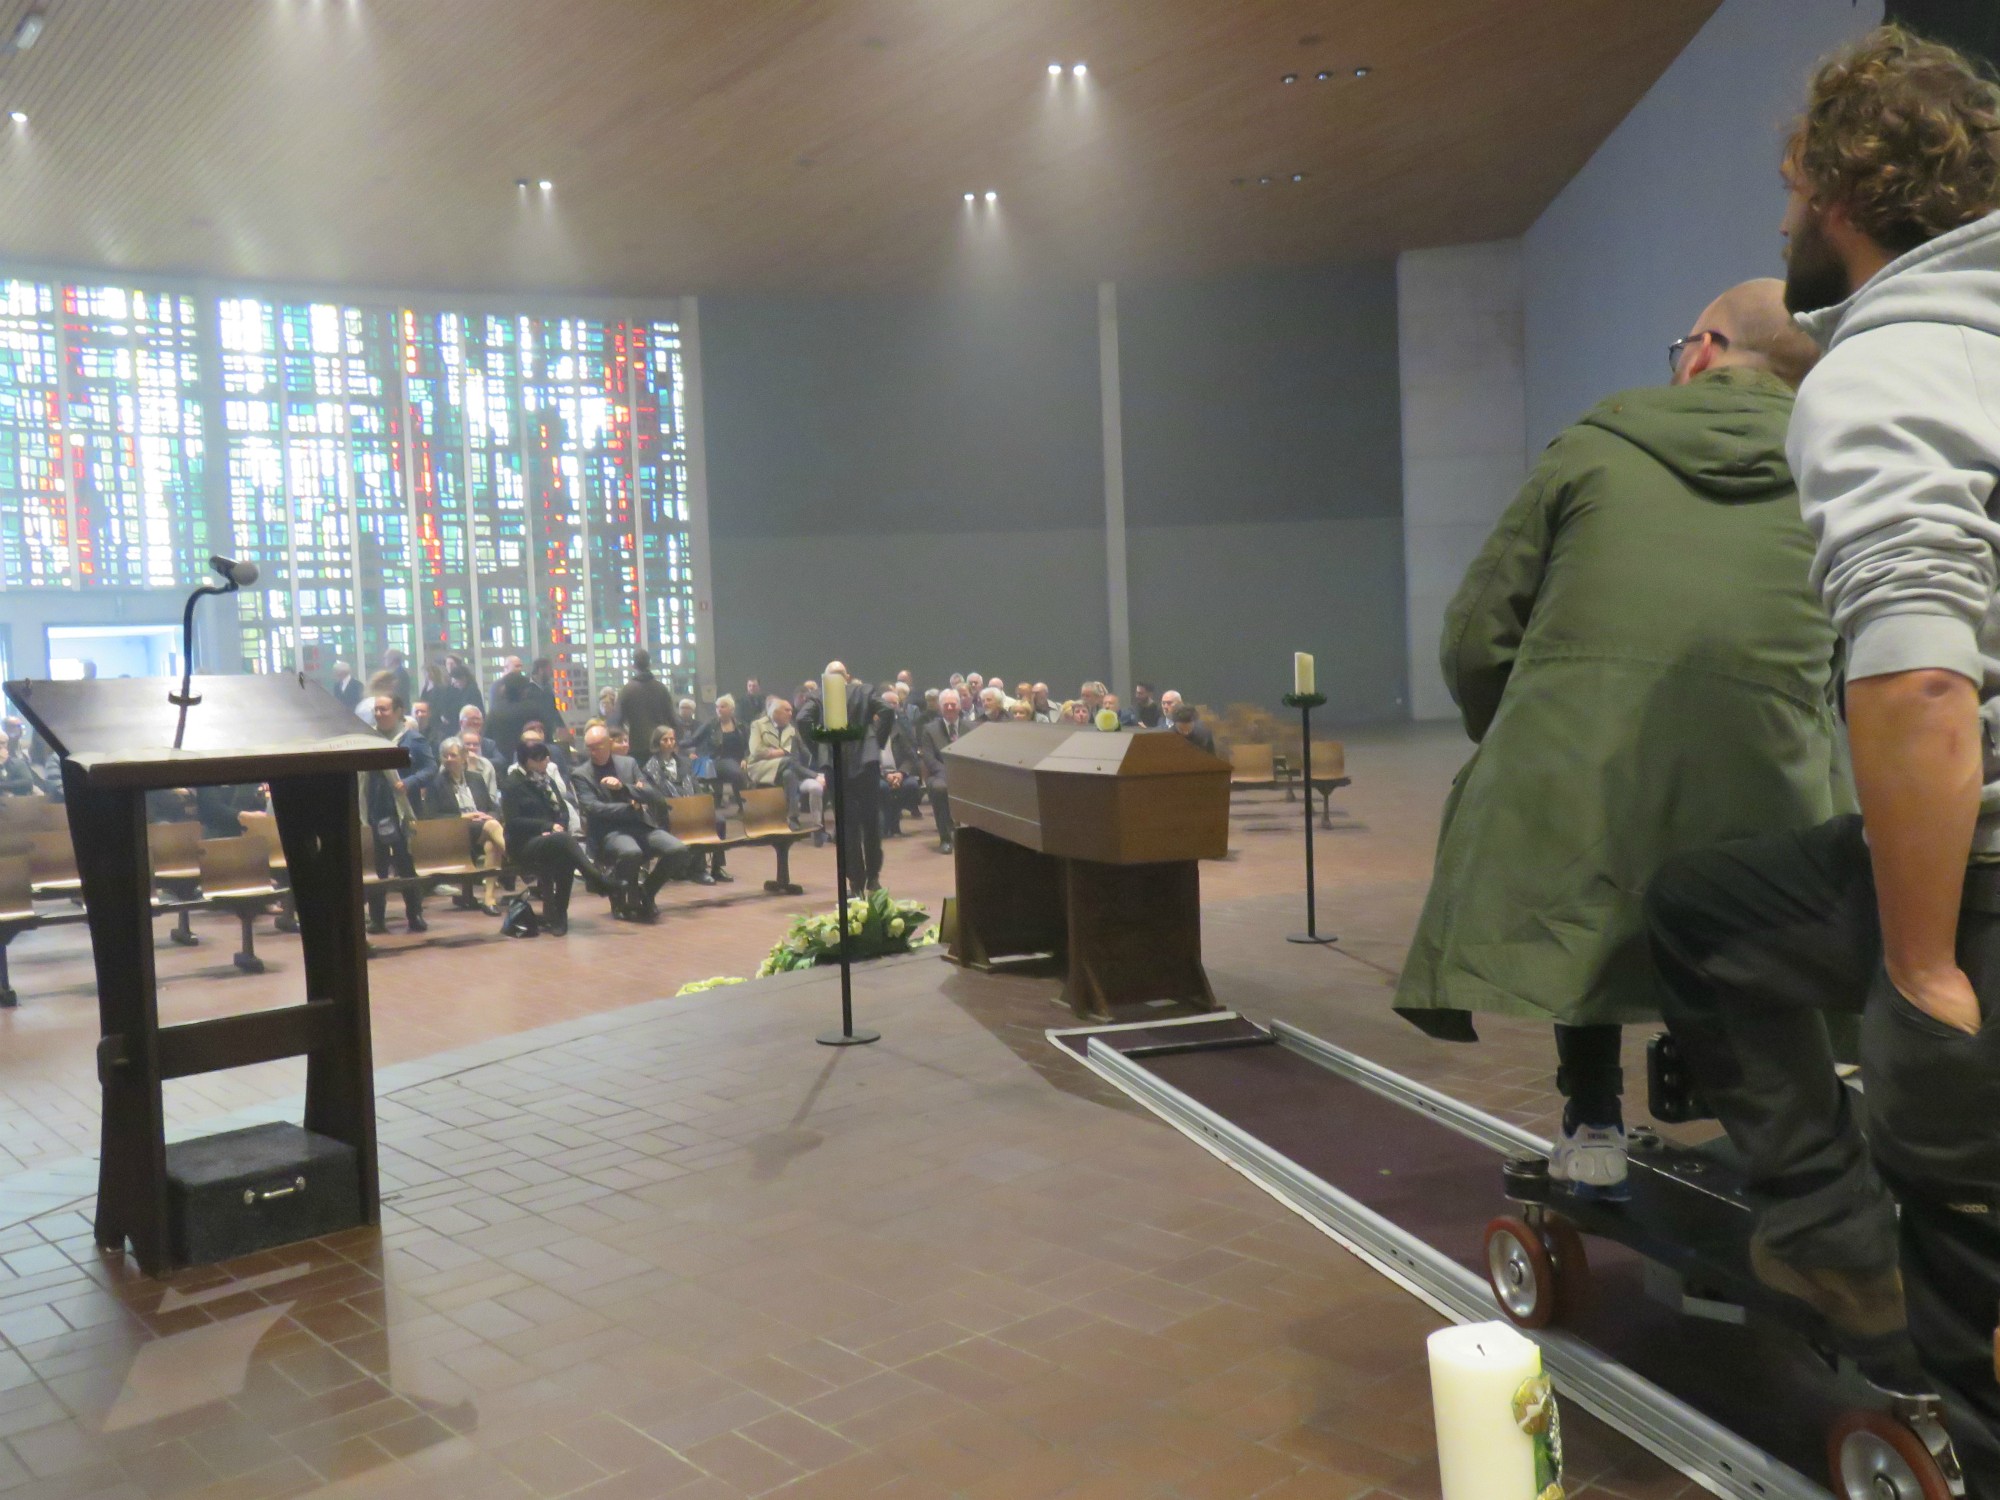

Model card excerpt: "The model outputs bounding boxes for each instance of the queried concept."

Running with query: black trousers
[1553,1023,1622,1129]
[369,829,421,924]
[599,827,687,895]
[931,789,953,845]
[515,830,593,919]
[1646,813,2000,1488]
[841,773,883,888]
[880,776,922,836]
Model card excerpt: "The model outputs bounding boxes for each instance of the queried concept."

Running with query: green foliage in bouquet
[758,888,936,977]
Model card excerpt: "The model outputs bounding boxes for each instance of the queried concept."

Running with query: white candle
[1294,652,1315,697]
[1426,1322,1548,1500]
[821,671,848,730]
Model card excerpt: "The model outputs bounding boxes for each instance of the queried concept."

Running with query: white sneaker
[1550,1121,1630,1201]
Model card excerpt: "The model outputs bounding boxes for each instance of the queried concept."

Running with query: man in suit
[799,660,890,895]
[879,686,923,838]
[574,723,686,921]
[919,688,966,853]
[365,692,436,935]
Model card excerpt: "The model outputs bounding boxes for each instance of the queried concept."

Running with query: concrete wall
[1118,264,1406,720]
[699,285,1110,697]
[1523,0,1883,449]
[1397,242,1525,722]
[699,264,1408,721]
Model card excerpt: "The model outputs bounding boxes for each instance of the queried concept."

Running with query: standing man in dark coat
[616,649,676,766]
[364,692,436,935]
[798,660,888,895]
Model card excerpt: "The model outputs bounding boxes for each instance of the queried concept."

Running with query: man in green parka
[1394,278,1845,1200]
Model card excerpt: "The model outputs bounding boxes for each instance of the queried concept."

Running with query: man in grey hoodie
[1646,27,2000,1485]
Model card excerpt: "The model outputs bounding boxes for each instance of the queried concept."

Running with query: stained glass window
[0,280,68,589]
[0,277,697,711]
[60,285,208,591]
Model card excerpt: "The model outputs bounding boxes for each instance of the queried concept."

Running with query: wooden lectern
[943,723,1231,1020]
[7,675,405,1275]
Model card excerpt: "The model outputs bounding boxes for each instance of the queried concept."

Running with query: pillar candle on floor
[1426,1321,1553,1500]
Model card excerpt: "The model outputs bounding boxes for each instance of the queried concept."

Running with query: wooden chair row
[1224,741,1352,828]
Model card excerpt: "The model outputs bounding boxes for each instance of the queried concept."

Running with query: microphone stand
[170,580,237,748]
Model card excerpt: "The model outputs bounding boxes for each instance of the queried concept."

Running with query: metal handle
[241,1176,305,1205]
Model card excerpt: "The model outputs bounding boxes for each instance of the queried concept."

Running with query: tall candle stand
[1282,691,1337,946]
[804,721,881,1046]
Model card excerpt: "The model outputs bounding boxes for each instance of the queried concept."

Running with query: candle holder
[1281,691,1337,946]
[804,721,880,1047]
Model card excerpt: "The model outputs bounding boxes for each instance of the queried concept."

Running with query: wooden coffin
[943,723,1230,865]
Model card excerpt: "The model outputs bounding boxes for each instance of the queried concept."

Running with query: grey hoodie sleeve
[1789,324,2000,685]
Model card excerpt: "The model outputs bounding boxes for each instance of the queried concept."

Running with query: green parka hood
[1578,367,1796,501]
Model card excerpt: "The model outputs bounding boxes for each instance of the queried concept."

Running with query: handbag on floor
[499,894,541,938]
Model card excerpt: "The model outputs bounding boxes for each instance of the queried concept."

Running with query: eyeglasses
[1667,329,1730,376]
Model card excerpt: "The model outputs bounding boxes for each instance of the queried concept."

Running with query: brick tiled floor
[0,724,1692,1497]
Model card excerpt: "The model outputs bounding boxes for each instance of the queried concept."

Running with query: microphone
[209,555,259,589]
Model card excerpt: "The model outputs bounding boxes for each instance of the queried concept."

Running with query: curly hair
[1787,25,2000,254]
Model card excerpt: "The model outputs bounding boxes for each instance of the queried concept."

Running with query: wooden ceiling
[0,0,1722,297]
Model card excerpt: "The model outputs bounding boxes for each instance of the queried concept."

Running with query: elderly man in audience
[1080,681,1106,719]
[575,722,685,920]
[964,672,984,710]
[880,691,924,837]
[501,738,605,936]
[458,727,502,803]
[1159,689,1183,721]
[411,699,441,748]
[428,736,505,912]
[978,686,1008,724]
[748,697,815,828]
[1031,684,1058,722]
[919,688,966,853]
[1101,691,1131,727]
[642,725,733,884]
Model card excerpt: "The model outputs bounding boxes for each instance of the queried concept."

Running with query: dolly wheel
[1828,1410,1955,1500]
[1542,1214,1592,1322]
[1484,1217,1557,1329]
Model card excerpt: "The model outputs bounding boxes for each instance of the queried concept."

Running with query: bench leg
[232,906,265,974]
[764,842,805,897]
[170,907,199,947]
[1318,787,1334,830]
[275,892,298,934]
[0,936,16,1008]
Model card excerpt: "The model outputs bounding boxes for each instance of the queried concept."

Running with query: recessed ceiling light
[1315,70,1331,82]
[1291,173,1305,183]
[538,179,553,191]
[1257,176,1272,187]
[8,111,25,125]
[963,192,975,203]
[1354,65,1371,78]
[11,10,44,53]
[1048,62,1062,76]
[1071,62,1086,78]
[1281,73,1298,84]
[984,189,998,203]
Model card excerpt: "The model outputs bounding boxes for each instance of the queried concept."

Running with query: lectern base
[167,1123,361,1267]
[1286,932,1338,946]
[817,1029,881,1047]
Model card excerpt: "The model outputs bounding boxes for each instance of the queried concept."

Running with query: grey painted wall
[700,264,1408,721]
[700,285,1110,695]
[1118,264,1406,720]
[1523,0,1883,451]
[1397,241,1525,722]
